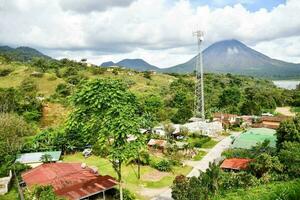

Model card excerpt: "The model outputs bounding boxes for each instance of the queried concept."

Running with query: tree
[249,153,283,178]
[0,88,20,113]
[218,87,241,112]
[25,185,65,200]
[279,142,300,177]
[40,154,53,163]
[0,113,33,156]
[276,118,300,149]
[66,79,144,200]
[171,175,189,200]
[31,57,48,72]
[172,106,193,124]
[163,122,175,141]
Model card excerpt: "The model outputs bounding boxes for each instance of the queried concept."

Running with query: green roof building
[232,128,276,149]
[16,151,62,167]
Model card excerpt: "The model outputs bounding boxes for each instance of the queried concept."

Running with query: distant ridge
[100,58,159,71]
[0,45,51,61]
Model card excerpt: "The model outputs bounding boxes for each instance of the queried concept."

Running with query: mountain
[163,39,300,77]
[0,45,51,61]
[101,58,159,71]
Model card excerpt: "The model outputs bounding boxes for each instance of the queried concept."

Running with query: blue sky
[190,0,286,11]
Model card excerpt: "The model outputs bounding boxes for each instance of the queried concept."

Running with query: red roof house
[22,163,117,200]
[220,158,252,171]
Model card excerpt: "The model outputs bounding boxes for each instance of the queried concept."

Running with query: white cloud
[59,0,137,13]
[0,0,299,66]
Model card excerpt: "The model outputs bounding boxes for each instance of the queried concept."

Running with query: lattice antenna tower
[193,30,205,121]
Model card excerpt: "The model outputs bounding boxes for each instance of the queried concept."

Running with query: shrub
[22,110,42,122]
[55,83,71,97]
[143,71,151,79]
[90,67,106,75]
[154,159,172,172]
[0,68,13,76]
[113,188,136,200]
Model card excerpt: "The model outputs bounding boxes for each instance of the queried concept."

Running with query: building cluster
[213,112,289,129]
[10,151,118,200]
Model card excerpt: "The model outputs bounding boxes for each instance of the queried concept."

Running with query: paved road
[151,132,241,200]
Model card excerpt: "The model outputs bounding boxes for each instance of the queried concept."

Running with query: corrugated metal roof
[16,151,62,164]
[220,158,252,170]
[21,163,118,200]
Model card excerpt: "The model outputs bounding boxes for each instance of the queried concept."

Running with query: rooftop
[16,151,62,164]
[232,128,276,149]
[220,158,252,170]
[22,163,117,200]
[147,139,167,147]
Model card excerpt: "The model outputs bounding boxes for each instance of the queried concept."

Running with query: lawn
[193,150,207,161]
[201,140,218,148]
[63,153,192,199]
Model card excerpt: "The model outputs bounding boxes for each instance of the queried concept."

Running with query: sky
[0,0,299,67]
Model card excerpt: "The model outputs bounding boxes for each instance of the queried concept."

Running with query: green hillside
[0,55,296,128]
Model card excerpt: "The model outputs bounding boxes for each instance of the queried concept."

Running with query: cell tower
[193,30,205,121]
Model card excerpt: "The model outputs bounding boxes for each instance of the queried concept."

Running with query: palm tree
[40,154,53,163]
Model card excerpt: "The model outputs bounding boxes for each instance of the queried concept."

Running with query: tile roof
[22,163,117,200]
[220,158,252,170]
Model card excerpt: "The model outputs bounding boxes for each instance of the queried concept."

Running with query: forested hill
[0,55,297,128]
[0,45,51,62]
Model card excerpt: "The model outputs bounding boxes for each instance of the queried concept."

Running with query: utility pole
[193,30,205,121]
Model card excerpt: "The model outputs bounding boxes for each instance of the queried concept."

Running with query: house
[15,151,62,168]
[21,163,118,200]
[0,171,12,195]
[259,116,288,129]
[147,139,167,151]
[213,113,238,126]
[220,158,252,171]
[152,126,166,136]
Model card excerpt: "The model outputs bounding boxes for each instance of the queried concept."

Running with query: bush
[55,83,71,97]
[66,75,86,85]
[153,159,172,172]
[90,67,106,75]
[0,68,13,76]
[22,110,42,122]
[221,172,259,191]
[113,188,136,200]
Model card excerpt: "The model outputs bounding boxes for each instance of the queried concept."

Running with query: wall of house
[0,170,12,195]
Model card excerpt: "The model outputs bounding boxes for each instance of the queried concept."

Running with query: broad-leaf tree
[66,79,144,200]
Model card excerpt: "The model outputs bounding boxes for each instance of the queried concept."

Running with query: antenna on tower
[193,30,205,121]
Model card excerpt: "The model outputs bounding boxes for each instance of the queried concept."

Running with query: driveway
[151,132,241,200]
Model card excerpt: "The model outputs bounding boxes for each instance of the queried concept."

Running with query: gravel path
[151,132,241,200]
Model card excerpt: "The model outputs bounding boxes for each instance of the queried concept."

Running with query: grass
[292,107,300,113]
[63,153,192,199]
[40,103,70,127]
[201,140,218,149]
[193,150,207,161]
[0,64,64,97]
